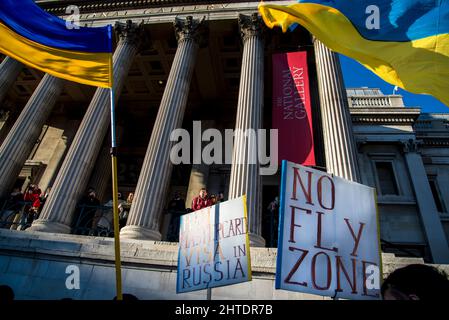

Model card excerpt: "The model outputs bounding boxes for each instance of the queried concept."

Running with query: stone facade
[0,0,448,300]
[348,88,449,262]
[1,228,445,300]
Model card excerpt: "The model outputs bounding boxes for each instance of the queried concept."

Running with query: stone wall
[0,229,446,300]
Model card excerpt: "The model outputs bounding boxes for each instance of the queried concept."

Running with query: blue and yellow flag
[259,0,449,106]
[0,0,112,88]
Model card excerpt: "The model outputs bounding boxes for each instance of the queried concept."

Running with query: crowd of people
[0,183,135,234]
[1,183,223,238]
[166,188,224,241]
[72,188,134,236]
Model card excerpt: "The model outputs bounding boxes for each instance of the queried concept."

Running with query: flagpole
[207,288,212,300]
[110,88,123,301]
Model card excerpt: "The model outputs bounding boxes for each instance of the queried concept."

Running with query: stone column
[314,39,360,182]
[121,16,205,240]
[185,120,215,208]
[0,57,23,146]
[29,22,141,233]
[0,74,64,198]
[228,13,265,247]
[402,140,449,263]
[185,166,210,209]
[0,57,23,104]
[88,126,124,202]
[0,104,22,146]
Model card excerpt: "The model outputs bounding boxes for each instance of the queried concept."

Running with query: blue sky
[339,55,449,114]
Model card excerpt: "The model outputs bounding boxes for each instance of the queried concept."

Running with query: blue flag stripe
[302,0,449,42]
[0,0,112,53]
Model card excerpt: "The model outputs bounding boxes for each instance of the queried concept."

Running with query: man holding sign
[276,160,382,300]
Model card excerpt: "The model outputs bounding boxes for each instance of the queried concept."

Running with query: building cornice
[350,108,421,125]
[37,0,259,14]
[417,136,449,147]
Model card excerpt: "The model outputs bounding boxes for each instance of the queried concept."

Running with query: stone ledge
[0,229,436,276]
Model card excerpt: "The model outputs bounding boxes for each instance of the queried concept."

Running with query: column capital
[174,16,207,46]
[401,138,422,154]
[238,13,264,43]
[115,20,144,47]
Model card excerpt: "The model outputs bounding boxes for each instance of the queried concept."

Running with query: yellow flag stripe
[259,3,449,107]
[0,21,112,88]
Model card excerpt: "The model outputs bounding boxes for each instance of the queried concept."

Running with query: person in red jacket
[191,188,213,211]
[22,184,41,228]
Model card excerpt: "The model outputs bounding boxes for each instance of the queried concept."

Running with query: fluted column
[0,74,64,198]
[314,39,360,182]
[185,120,215,208]
[88,126,123,202]
[228,13,265,247]
[402,140,449,263]
[121,16,205,240]
[0,57,23,104]
[0,104,22,146]
[29,22,141,233]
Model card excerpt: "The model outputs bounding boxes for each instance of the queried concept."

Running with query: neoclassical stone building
[348,88,449,262]
[0,0,448,299]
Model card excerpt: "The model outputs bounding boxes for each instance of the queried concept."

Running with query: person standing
[167,192,186,241]
[73,188,100,234]
[118,192,134,229]
[267,196,279,247]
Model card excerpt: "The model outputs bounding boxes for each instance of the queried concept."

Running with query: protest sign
[276,161,382,300]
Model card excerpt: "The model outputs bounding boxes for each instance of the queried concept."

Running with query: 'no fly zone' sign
[276,161,382,300]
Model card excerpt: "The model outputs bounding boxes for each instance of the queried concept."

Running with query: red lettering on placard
[311,251,332,290]
[317,176,335,210]
[289,206,311,243]
[291,167,313,205]
[344,218,366,257]
[314,211,338,252]
[284,246,309,287]
[336,256,358,294]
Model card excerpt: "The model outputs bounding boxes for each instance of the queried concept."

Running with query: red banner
[272,52,315,166]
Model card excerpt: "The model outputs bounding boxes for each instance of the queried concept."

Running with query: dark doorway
[262,185,280,248]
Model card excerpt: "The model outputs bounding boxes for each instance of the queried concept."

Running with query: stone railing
[349,95,392,107]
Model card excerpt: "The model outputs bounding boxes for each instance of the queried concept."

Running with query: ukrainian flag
[259,0,449,106]
[0,0,112,88]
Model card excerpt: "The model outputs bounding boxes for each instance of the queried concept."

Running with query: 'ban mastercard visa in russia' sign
[176,196,252,293]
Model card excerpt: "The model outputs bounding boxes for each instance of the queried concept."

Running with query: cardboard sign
[276,161,382,300]
[176,196,252,293]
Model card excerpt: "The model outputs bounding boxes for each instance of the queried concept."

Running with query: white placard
[276,161,381,300]
[177,195,252,293]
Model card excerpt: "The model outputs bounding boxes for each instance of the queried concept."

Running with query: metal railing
[71,204,120,237]
[166,209,187,242]
[2,199,425,258]
[0,200,37,231]
[0,198,186,241]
